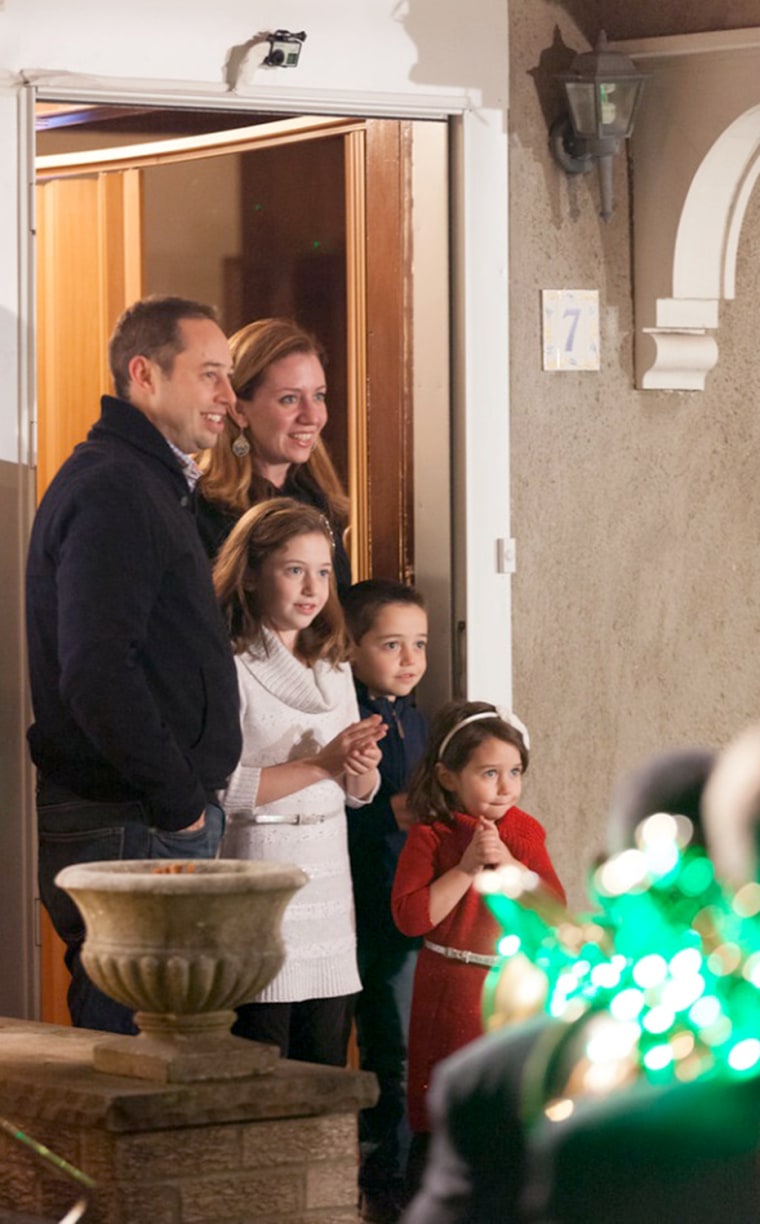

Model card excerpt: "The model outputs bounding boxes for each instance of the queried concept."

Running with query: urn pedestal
[56,858,307,1084]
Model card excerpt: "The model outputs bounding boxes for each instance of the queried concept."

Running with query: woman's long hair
[407,699,530,826]
[213,497,346,664]
[198,318,349,524]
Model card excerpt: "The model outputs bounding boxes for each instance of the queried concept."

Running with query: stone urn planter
[56,858,307,1084]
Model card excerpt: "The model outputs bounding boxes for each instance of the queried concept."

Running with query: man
[26,296,242,1034]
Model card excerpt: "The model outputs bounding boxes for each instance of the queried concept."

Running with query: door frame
[15,74,513,1020]
[28,75,514,692]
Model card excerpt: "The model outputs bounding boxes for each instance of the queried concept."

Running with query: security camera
[263,30,307,68]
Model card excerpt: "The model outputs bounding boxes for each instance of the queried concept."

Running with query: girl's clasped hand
[458,816,518,875]
[313,713,386,781]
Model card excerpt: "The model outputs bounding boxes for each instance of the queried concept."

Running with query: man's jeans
[37,780,225,1035]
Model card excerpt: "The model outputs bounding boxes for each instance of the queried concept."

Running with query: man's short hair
[108,296,220,400]
[342,578,426,644]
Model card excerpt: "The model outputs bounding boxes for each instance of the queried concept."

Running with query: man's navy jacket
[26,395,241,830]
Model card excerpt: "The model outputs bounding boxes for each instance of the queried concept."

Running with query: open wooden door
[349,120,414,583]
[35,112,417,1024]
[36,167,143,1022]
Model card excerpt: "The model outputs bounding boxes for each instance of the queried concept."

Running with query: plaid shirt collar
[167,441,202,491]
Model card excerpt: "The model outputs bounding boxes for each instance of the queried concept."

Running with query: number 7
[563,307,581,352]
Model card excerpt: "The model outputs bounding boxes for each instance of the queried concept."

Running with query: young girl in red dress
[391,699,565,1190]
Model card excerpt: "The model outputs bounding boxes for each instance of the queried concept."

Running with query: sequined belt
[424,939,500,968]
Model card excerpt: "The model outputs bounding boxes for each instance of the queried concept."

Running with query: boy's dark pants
[355,937,418,1195]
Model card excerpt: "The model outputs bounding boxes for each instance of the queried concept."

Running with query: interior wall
[509,5,760,906]
[37,130,243,335]
[143,155,241,323]
[238,138,348,483]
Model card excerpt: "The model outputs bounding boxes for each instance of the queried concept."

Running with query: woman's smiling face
[233,351,327,485]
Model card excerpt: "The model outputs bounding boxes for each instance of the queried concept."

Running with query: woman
[197,318,351,589]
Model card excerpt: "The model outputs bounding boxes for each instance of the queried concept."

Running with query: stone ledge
[0,1017,377,1134]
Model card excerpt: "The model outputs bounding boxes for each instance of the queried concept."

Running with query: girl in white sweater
[214,497,385,1065]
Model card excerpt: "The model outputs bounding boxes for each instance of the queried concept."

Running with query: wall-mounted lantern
[550,31,648,221]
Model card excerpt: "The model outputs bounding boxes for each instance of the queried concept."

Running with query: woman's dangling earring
[231,426,251,458]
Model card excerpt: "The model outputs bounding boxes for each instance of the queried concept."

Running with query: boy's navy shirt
[347,677,427,946]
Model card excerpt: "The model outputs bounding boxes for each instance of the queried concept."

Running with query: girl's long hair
[212,497,346,664]
[198,318,349,524]
[407,699,530,826]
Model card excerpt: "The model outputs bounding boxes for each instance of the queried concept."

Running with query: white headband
[437,707,530,760]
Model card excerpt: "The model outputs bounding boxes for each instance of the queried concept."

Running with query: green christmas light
[478,811,760,1097]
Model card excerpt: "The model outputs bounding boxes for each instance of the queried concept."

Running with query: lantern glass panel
[566,79,642,141]
[598,80,641,137]
[565,82,597,138]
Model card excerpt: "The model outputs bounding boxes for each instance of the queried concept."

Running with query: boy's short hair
[342,579,426,644]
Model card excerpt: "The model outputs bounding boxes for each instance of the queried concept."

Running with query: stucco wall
[509,4,760,905]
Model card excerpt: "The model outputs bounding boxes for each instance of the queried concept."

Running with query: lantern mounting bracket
[549,115,594,176]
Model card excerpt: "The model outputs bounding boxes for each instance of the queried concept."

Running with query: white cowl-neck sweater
[219,628,374,1002]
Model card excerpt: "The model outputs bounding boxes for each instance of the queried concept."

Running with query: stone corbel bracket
[616,30,760,390]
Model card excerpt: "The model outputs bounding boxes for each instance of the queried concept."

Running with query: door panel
[36,167,143,1023]
[345,120,414,582]
[36,169,142,494]
[365,120,414,583]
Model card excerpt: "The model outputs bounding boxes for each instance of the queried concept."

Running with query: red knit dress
[391,806,565,1132]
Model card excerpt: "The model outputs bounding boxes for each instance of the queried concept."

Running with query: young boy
[343,579,429,1224]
